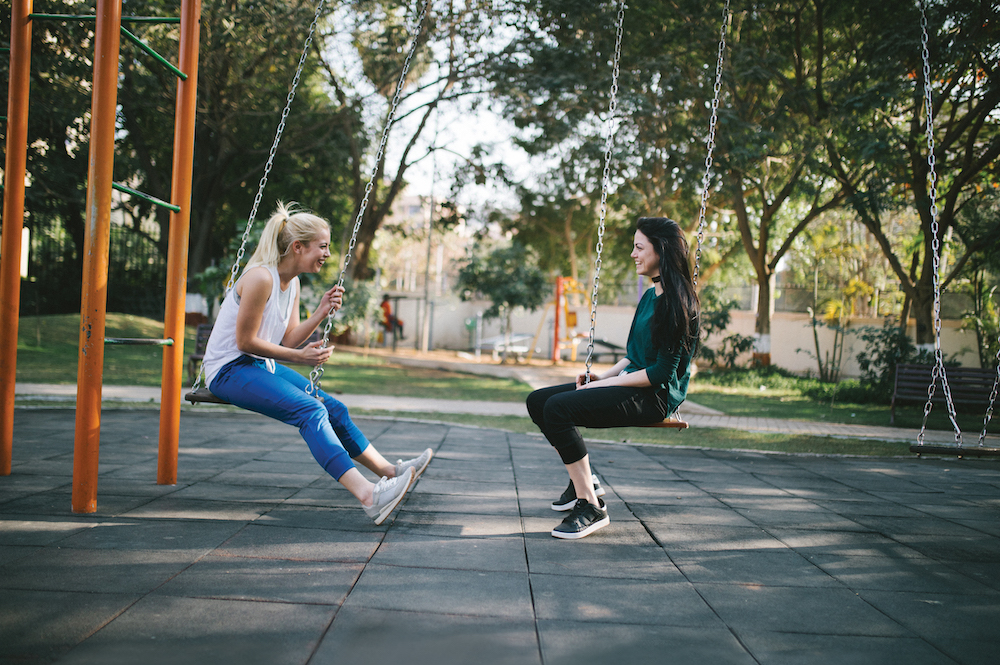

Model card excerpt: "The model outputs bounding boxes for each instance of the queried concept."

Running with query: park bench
[890,363,997,425]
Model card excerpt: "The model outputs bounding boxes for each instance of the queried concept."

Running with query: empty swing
[185,0,429,405]
[908,2,1000,458]
[579,0,731,431]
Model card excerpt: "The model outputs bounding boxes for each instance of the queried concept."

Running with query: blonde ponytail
[245,202,330,269]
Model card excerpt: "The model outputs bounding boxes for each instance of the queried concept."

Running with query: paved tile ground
[3,407,1000,664]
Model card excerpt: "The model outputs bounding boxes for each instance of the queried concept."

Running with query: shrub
[854,318,936,403]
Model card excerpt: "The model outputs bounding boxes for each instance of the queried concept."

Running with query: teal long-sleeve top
[623,287,693,413]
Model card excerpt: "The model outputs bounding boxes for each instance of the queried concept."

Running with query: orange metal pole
[0,0,33,476]
[72,0,122,514]
[157,0,202,485]
[552,277,562,364]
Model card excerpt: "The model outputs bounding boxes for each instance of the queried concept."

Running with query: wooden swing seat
[910,444,1000,458]
[641,418,689,430]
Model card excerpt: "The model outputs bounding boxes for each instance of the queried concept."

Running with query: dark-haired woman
[526,217,700,539]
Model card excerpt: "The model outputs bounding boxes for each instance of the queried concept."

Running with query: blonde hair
[245,202,330,268]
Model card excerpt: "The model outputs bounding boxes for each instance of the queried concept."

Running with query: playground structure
[528,276,599,364]
[0,0,995,520]
[0,0,203,512]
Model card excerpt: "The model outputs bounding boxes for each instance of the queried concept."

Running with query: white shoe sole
[551,514,610,539]
[372,472,415,525]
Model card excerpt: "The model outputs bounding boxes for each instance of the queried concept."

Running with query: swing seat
[184,387,229,405]
[641,418,689,430]
[910,444,1000,458]
[184,386,324,405]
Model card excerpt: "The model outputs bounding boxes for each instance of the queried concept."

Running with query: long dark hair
[636,217,700,354]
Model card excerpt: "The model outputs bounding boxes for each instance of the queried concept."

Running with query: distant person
[526,217,699,539]
[201,202,432,525]
[380,294,405,340]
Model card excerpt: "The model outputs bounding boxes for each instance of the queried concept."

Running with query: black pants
[526,383,669,465]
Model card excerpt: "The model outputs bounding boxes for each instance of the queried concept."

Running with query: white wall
[372,294,984,377]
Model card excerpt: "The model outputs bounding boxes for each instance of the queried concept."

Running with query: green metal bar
[120,26,187,80]
[29,14,180,24]
[112,183,181,212]
[104,337,174,346]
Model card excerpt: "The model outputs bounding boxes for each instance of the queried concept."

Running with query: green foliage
[854,319,937,402]
[455,243,548,319]
[697,287,756,368]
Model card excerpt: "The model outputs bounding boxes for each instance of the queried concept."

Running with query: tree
[119,0,360,274]
[320,0,504,280]
[456,242,547,363]
[820,0,1000,346]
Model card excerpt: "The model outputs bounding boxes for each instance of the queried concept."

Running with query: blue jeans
[210,355,369,480]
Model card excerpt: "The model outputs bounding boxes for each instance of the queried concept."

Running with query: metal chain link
[979,329,1000,446]
[306,0,430,396]
[916,1,962,446]
[583,0,626,381]
[191,0,326,394]
[693,0,730,289]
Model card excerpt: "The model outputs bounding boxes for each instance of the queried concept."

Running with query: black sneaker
[551,499,609,539]
[551,474,606,511]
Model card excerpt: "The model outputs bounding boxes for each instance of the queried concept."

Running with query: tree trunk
[753,271,772,366]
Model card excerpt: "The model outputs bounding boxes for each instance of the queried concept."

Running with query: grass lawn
[14,314,995,454]
[15,314,531,402]
[345,410,918,457]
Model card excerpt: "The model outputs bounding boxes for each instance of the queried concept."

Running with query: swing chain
[693,0,730,288]
[227,0,327,295]
[980,332,1000,447]
[190,0,326,395]
[307,0,429,396]
[916,1,962,446]
[583,0,626,381]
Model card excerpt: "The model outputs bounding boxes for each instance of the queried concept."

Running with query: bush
[695,365,804,390]
[854,318,936,403]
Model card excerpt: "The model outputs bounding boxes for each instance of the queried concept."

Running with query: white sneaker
[394,447,433,480]
[363,467,414,525]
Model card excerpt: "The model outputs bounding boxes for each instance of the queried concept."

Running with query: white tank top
[202,265,299,387]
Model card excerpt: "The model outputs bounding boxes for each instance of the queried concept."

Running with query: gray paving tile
[632,503,758,526]
[412,477,519,499]
[256,503,387,532]
[652,523,788,552]
[214,523,383,563]
[737,632,959,665]
[342,563,532,618]
[392,510,524,538]
[531,573,720,627]
[372,532,527,573]
[809,554,997,594]
[157,554,363,604]
[672,550,840,587]
[0,547,201,594]
[857,589,1000,643]
[525,539,682,580]
[697,584,910,636]
[316,607,542,665]
[537,620,756,665]
[0,516,97,546]
[0,589,139,663]
[767,528,925,558]
[400,491,521,516]
[120,496,275,521]
[54,595,337,665]
[54,518,245,551]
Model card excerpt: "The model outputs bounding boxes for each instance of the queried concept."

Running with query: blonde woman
[202,203,432,524]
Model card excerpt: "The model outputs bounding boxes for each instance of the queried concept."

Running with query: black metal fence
[18,218,167,320]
